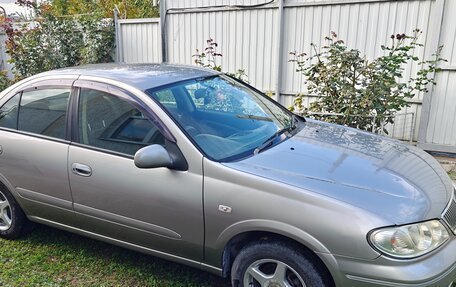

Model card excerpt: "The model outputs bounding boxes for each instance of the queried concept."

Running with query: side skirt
[27,216,222,276]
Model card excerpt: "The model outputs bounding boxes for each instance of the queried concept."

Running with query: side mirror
[134,145,173,169]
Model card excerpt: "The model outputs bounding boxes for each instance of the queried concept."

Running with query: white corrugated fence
[116,0,456,153]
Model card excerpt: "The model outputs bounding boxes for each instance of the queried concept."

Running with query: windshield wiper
[236,114,273,122]
[253,128,289,155]
[253,116,298,155]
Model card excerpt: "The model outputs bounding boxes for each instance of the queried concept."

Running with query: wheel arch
[0,174,29,214]
[215,220,337,285]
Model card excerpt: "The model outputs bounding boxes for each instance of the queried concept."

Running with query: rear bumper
[321,238,456,286]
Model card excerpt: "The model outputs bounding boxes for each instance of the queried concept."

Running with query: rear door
[0,80,76,223]
[68,81,204,261]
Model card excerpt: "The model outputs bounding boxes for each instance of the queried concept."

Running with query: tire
[0,185,28,239]
[231,241,333,287]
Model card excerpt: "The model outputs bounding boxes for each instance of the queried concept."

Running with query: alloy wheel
[0,190,12,231]
[243,259,306,287]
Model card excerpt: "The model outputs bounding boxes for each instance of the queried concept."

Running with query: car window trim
[15,91,22,132]
[0,78,78,107]
[20,79,77,92]
[67,87,79,142]
[0,128,71,145]
[73,80,176,144]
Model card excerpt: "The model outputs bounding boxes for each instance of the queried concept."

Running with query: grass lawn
[449,171,456,181]
[0,225,230,287]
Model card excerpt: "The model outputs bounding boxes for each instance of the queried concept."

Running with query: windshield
[146,76,296,161]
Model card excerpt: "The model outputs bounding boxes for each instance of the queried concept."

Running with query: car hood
[223,120,454,225]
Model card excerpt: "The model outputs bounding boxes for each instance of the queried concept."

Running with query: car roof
[40,63,221,91]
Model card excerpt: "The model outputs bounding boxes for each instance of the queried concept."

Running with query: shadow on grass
[14,224,231,287]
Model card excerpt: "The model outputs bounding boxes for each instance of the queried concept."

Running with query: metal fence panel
[118,18,162,63]
[422,71,456,151]
[418,0,456,153]
[116,0,456,150]
[166,3,278,92]
[282,0,434,99]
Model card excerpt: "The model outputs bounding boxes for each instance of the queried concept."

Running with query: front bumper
[321,237,456,286]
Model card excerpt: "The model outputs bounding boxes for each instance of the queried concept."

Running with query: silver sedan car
[0,64,454,287]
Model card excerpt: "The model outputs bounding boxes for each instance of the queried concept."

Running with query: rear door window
[18,88,70,140]
[0,88,71,139]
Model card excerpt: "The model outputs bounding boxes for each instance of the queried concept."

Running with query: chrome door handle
[72,163,92,177]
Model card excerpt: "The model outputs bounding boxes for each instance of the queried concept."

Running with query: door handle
[72,163,92,177]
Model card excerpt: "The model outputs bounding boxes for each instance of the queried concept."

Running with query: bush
[289,30,445,133]
[193,38,249,82]
[50,0,160,19]
[0,1,115,80]
[0,71,11,92]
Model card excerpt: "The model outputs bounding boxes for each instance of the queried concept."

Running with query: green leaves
[1,4,115,80]
[193,38,223,73]
[290,30,445,133]
[42,0,159,19]
[0,71,11,92]
[79,17,116,64]
[193,38,249,82]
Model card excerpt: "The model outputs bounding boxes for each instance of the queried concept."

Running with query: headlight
[369,220,450,259]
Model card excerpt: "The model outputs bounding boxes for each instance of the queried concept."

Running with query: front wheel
[231,242,333,287]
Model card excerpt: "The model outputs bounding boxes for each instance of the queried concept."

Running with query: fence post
[275,0,285,104]
[410,113,415,144]
[417,0,445,145]
[160,0,168,62]
[114,7,121,63]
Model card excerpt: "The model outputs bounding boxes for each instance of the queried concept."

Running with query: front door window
[78,88,165,156]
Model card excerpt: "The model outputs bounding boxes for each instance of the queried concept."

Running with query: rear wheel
[0,186,28,239]
[231,242,333,287]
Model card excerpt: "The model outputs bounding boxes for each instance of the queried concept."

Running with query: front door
[68,85,204,260]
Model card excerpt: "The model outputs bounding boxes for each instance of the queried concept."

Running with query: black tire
[0,185,28,239]
[231,241,333,287]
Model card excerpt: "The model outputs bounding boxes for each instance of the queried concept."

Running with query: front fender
[204,218,333,270]
[216,219,332,254]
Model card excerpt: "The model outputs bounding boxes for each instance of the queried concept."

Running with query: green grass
[0,225,230,287]
[449,171,456,181]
